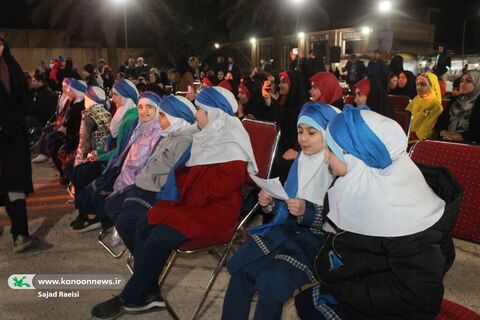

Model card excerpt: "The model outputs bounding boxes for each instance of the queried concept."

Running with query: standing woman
[407,72,443,142]
[272,70,308,182]
[0,33,38,252]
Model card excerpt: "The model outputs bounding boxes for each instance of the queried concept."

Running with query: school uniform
[222,102,339,320]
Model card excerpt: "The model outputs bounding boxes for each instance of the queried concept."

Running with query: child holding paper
[221,102,340,320]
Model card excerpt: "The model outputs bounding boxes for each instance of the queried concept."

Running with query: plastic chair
[435,299,480,320]
[393,109,413,137]
[410,140,480,243]
[157,119,280,319]
[388,94,411,111]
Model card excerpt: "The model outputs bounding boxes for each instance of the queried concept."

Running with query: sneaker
[72,216,101,233]
[31,154,49,163]
[123,293,166,313]
[91,295,125,320]
[13,235,40,253]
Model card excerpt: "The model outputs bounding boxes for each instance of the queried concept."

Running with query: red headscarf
[218,79,233,92]
[353,78,371,97]
[239,82,251,99]
[201,77,214,87]
[309,72,343,104]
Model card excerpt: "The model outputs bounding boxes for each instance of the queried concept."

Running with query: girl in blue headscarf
[295,106,461,320]
[222,102,340,320]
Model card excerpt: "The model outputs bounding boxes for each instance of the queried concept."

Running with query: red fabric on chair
[410,140,480,242]
[393,109,412,136]
[388,94,411,111]
[242,119,279,180]
[435,299,480,320]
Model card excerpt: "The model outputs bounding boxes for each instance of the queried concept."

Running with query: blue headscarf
[85,86,106,104]
[113,79,139,104]
[138,91,162,108]
[160,95,196,124]
[69,79,87,93]
[249,101,339,236]
[297,102,340,132]
[326,105,392,169]
[195,86,237,116]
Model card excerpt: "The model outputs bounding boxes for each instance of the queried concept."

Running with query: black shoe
[71,216,101,233]
[13,235,40,253]
[91,295,125,320]
[123,293,166,313]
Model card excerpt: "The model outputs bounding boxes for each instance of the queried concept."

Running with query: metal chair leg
[190,242,235,320]
[98,230,127,259]
[159,251,180,320]
[126,253,134,275]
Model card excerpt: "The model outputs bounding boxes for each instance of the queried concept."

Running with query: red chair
[388,94,411,111]
[157,119,281,319]
[435,299,480,320]
[393,110,413,137]
[343,95,355,106]
[410,140,480,243]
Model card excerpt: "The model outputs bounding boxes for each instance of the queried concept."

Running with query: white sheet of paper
[249,175,289,201]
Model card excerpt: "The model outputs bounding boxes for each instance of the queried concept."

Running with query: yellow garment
[407,72,443,140]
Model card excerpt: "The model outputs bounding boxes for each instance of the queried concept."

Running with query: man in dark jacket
[344,54,366,87]
[30,73,57,127]
[367,49,387,88]
[433,44,451,79]
[0,33,38,252]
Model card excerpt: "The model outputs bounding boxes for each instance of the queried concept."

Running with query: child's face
[138,103,157,122]
[460,74,475,95]
[297,124,324,156]
[238,86,249,105]
[158,112,171,130]
[111,91,122,108]
[324,146,347,176]
[195,108,208,129]
[67,89,76,101]
[416,78,430,97]
[354,88,367,106]
[309,83,321,102]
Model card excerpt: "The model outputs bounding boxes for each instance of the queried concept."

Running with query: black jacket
[435,95,480,143]
[0,39,33,198]
[314,164,462,320]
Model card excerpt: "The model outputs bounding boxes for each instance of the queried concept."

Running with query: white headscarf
[327,109,445,237]
[186,86,258,174]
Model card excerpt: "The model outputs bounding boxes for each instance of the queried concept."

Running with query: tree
[28,0,171,72]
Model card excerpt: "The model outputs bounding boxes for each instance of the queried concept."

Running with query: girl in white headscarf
[295,106,462,320]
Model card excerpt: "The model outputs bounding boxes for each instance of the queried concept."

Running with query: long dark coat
[0,38,33,205]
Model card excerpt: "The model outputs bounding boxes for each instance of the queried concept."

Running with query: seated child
[72,91,163,232]
[295,106,462,319]
[105,94,198,251]
[90,86,257,319]
[222,102,339,320]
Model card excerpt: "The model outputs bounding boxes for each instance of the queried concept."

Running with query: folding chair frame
[157,119,280,319]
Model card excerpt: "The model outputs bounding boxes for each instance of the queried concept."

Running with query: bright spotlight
[298,32,305,39]
[214,43,220,49]
[250,37,257,44]
[378,1,392,13]
[361,26,372,35]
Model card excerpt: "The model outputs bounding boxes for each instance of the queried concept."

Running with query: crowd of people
[1,27,479,319]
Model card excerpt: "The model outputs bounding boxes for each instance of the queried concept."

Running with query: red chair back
[393,110,412,137]
[410,140,480,243]
[388,95,411,111]
[242,119,280,180]
[343,95,355,106]
[435,299,480,320]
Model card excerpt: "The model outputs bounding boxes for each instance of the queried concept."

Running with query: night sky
[1,0,479,55]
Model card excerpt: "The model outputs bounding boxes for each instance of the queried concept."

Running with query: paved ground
[0,161,479,319]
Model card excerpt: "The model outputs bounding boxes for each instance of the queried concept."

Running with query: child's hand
[258,190,273,207]
[282,148,298,160]
[286,198,306,216]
